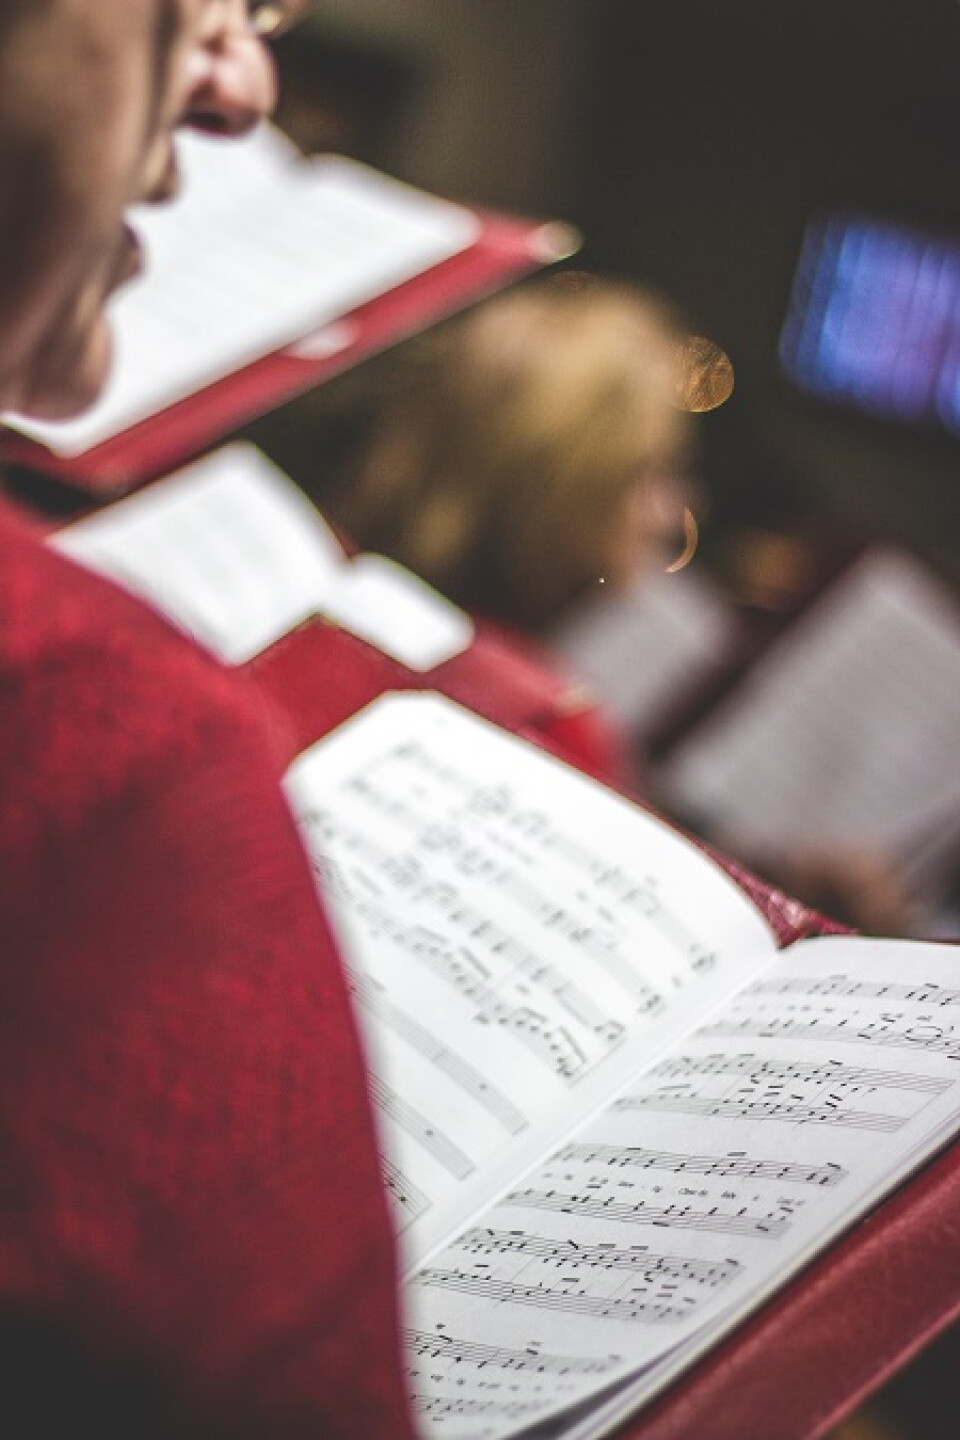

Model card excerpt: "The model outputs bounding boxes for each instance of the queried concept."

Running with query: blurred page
[53,444,345,662]
[657,549,960,890]
[52,443,473,670]
[327,554,473,672]
[550,568,740,738]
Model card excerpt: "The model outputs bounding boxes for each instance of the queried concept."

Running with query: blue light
[780,212,960,435]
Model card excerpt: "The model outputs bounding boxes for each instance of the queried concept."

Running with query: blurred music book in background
[555,548,960,938]
[654,549,960,934]
[1,123,564,492]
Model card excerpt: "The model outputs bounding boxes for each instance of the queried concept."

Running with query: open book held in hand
[284,693,960,1440]
[2,124,569,492]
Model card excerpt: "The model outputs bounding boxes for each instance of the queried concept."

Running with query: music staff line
[553,1141,848,1188]
[503,1187,793,1238]
[404,1327,622,1378]
[384,781,664,1006]
[614,1091,907,1133]
[453,1227,742,1289]
[354,755,716,985]
[697,1014,960,1063]
[745,974,960,1010]
[382,1157,432,1229]
[372,914,591,1083]
[351,973,528,1136]
[454,757,715,971]
[369,903,591,1086]
[414,1268,693,1325]
[377,831,636,1036]
[475,1003,590,1083]
[496,869,665,1014]
[413,1391,542,1423]
[314,803,627,1055]
[546,831,718,974]
[320,867,599,1083]
[650,1052,951,1096]
[368,1073,476,1181]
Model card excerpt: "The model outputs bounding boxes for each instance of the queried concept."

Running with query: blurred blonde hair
[340,276,691,628]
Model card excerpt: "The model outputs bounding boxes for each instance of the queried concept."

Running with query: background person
[338,275,694,635]
[332,275,696,787]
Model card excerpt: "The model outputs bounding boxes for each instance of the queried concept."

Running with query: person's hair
[339,276,691,629]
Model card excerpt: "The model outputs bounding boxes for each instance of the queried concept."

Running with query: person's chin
[19,317,114,421]
[14,227,139,422]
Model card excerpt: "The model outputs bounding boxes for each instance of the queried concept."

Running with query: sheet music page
[6,127,479,456]
[401,934,960,1439]
[657,549,960,891]
[52,445,474,670]
[283,693,777,1267]
[52,444,346,663]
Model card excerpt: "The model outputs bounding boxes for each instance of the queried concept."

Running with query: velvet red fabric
[0,499,415,1438]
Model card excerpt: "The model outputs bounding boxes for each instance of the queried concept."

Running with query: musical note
[552,1141,847,1188]
[413,1268,692,1324]
[404,1328,621,1377]
[492,825,716,977]
[452,1228,741,1289]
[497,871,665,1015]
[368,1074,476,1179]
[405,882,624,1043]
[310,809,629,1055]
[503,1188,792,1238]
[343,753,719,989]
[382,1158,431,1229]
[419,820,513,887]
[408,930,494,1001]
[475,1001,589,1081]
[539,837,716,970]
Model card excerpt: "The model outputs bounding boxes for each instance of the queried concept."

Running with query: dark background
[271,0,960,600]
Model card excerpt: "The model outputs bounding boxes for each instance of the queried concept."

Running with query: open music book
[282,692,960,1440]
